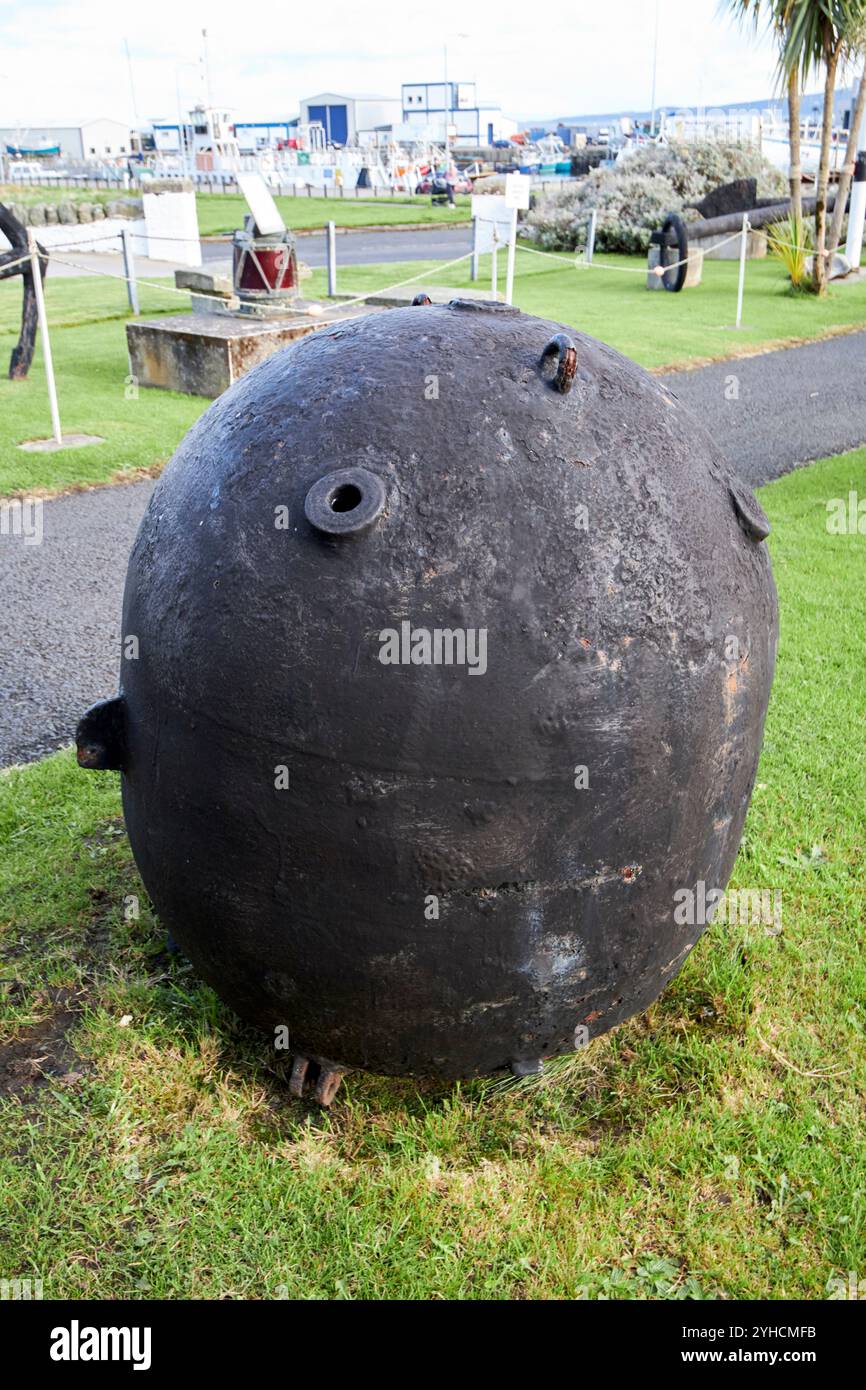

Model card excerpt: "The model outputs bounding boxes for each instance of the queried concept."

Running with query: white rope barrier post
[586,208,597,264]
[28,234,62,446]
[326,220,337,297]
[120,226,139,315]
[735,212,749,329]
[491,230,499,297]
[470,216,479,282]
[505,207,518,305]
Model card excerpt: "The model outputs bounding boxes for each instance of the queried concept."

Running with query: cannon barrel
[686,188,837,241]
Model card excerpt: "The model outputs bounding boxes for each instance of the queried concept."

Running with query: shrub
[619,140,787,203]
[525,169,682,254]
[524,140,788,255]
[472,174,506,194]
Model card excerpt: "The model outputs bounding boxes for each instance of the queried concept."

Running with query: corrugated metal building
[298,93,402,145]
[0,117,132,159]
[401,82,517,147]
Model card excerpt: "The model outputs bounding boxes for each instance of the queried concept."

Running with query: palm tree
[728,2,864,293]
[726,1,803,221]
[784,3,853,292]
[826,65,866,253]
[827,14,866,254]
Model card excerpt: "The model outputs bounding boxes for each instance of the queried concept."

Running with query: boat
[152,122,456,196]
[652,109,849,179]
[761,113,848,178]
[519,134,570,177]
[6,141,61,157]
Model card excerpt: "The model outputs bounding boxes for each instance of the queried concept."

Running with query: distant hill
[523,85,859,130]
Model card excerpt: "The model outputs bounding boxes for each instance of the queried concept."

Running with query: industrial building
[400,81,517,146]
[296,83,517,150]
[151,107,236,155]
[234,119,295,153]
[0,117,132,159]
[298,93,402,145]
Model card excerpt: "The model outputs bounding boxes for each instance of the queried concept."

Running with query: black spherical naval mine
[77,300,777,1103]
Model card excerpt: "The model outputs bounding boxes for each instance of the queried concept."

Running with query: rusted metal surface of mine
[78,300,778,1101]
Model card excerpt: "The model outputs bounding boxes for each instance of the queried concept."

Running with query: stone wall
[0,192,200,265]
[0,197,142,228]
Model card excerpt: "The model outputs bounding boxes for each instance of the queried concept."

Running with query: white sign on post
[472,190,524,302]
[471,193,512,248]
[471,193,509,223]
[504,172,531,210]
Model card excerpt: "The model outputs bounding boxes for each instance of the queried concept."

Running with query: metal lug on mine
[288,1054,344,1107]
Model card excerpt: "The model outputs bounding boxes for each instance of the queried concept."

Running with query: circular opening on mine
[329,482,362,513]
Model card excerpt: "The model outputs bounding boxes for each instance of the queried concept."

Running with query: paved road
[47,252,193,280]
[45,226,473,282]
[202,224,473,268]
[663,329,866,487]
[0,481,156,766]
[2,328,865,768]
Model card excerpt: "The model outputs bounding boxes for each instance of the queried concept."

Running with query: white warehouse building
[401,81,517,147]
[0,117,132,160]
[298,93,403,145]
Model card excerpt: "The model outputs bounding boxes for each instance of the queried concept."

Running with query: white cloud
[0,0,787,129]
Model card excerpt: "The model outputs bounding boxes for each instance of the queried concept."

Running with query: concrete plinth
[173,262,314,317]
[174,267,236,316]
[691,229,767,260]
[17,433,105,452]
[646,246,704,290]
[127,304,380,399]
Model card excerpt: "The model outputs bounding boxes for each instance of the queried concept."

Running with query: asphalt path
[1,480,155,767]
[44,225,474,280]
[3,329,865,767]
[663,329,866,487]
[201,224,474,268]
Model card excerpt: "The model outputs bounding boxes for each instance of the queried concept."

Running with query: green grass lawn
[1,448,864,1300]
[3,251,866,498]
[0,275,201,496]
[328,245,866,369]
[1,185,471,230]
[195,192,471,236]
[0,183,120,208]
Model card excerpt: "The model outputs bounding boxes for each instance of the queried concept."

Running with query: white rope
[39,251,193,297]
[127,232,229,244]
[519,242,650,275]
[0,252,33,274]
[34,230,126,250]
[301,248,476,317]
[32,224,807,335]
[766,233,832,258]
[517,224,751,276]
[88,230,232,245]
[13,229,225,253]
[36,246,479,318]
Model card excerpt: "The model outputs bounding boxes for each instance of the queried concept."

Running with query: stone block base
[127,304,380,398]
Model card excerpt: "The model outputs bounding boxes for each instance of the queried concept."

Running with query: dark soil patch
[0,986,89,1098]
